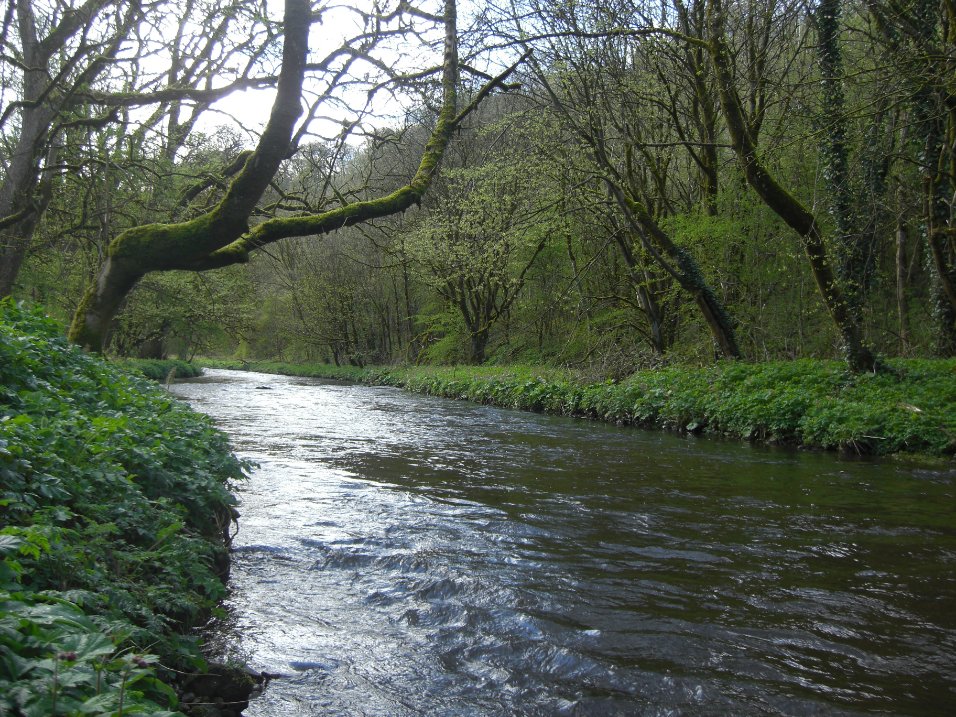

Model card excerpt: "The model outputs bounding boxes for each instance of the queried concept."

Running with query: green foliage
[1,299,247,714]
[413,305,470,365]
[108,269,256,360]
[0,580,178,717]
[215,357,956,457]
[199,358,371,383]
[114,359,202,383]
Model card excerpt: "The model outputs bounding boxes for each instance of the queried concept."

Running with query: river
[170,368,956,716]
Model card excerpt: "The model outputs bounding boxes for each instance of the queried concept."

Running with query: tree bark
[816,0,866,311]
[706,0,877,372]
[69,0,490,352]
[612,229,667,354]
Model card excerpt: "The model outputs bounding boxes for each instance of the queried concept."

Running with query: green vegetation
[206,358,956,458]
[6,3,955,376]
[1,300,246,715]
[116,359,203,383]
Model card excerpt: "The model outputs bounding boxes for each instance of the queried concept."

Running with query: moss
[108,212,228,267]
[66,284,98,346]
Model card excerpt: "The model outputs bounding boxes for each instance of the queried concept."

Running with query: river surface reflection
[171,368,956,716]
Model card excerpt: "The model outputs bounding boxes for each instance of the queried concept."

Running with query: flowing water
[171,368,956,716]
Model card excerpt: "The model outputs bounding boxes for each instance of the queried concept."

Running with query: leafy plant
[1,298,248,713]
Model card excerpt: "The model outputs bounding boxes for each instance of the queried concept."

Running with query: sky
[195,0,450,146]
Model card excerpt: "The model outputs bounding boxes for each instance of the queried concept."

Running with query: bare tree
[0,0,278,295]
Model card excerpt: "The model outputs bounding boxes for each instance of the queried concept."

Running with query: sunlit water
[171,368,956,716]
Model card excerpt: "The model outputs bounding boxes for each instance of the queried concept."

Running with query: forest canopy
[1,0,954,373]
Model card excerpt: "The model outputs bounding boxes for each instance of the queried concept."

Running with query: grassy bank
[116,358,203,382]
[1,300,247,715]
[202,358,956,458]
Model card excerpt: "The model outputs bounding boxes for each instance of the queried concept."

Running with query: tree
[0,0,278,295]
[410,138,555,363]
[0,0,136,295]
[520,0,742,359]
[67,0,524,351]
[864,0,956,353]
[705,0,878,371]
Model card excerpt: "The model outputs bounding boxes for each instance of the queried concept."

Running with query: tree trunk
[1,0,136,295]
[612,229,666,354]
[817,0,866,312]
[608,182,742,360]
[896,218,910,353]
[0,22,57,295]
[69,0,484,352]
[706,0,877,372]
[470,327,489,364]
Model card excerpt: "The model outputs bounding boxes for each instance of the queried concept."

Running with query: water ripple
[173,369,956,716]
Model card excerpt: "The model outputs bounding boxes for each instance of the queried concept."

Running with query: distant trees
[4,0,954,370]
[864,0,956,352]
[520,0,742,359]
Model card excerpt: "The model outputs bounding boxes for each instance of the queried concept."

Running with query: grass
[201,358,956,458]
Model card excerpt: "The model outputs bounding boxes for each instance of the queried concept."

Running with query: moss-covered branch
[69,1,519,352]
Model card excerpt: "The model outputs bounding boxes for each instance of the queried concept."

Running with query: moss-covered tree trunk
[70,0,472,352]
[706,0,877,372]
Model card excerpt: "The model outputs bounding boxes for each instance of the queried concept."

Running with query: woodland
[2,2,955,712]
[1,0,955,376]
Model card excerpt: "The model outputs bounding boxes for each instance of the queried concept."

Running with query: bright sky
[196,0,448,146]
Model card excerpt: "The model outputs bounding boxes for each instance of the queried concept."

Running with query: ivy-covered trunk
[707,0,877,372]
[817,0,867,312]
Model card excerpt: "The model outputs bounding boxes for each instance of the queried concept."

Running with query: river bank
[0,301,255,716]
[200,358,956,459]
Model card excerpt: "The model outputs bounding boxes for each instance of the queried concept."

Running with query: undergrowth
[115,359,202,383]
[1,299,247,715]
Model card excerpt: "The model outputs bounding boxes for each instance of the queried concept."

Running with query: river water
[171,368,956,716]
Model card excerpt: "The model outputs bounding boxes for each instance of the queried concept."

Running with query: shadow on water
[172,369,956,716]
